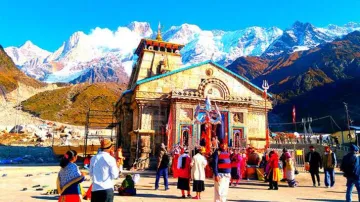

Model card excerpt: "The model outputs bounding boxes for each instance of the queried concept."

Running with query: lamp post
[262,80,270,149]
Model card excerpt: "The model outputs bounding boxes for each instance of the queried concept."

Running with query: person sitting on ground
[118,175,136,196]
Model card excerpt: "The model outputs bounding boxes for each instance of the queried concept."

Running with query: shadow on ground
[297,198,345,201]
[326,190,358,194]
[228,200,272,202]
[134,193,179,199]
[31,196,58,201]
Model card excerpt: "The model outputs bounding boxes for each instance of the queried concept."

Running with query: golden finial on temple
[156,22,163,41]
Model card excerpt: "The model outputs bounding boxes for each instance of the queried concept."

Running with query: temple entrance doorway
[180,125,192,147]
[231,128,246,148]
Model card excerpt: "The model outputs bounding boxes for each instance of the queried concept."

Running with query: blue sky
[1,0,359,51]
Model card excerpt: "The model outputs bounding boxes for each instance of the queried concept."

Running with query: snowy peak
[127,21,153,37]
[21,40,35,49]
[291,21,314,31]
[344,22,360,29]
[4,40,51,66]
[163,23,202,44]
[45,31,94,63]
[66,31,88,50]
[263,21,359,58]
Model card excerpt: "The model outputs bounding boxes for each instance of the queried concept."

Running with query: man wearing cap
[90,139,119,202]
[212,141,231,202]
[341,144,360,202]
[305,145,322,187]
[322,146,337,188]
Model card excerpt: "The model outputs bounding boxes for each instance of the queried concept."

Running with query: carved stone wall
[247,111,266,148]
[137,63,268,101]
[133,108,139,130]
[141,107,153,130]
[179,108,193,122]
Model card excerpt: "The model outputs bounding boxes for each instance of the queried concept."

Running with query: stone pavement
[0,166,358,202]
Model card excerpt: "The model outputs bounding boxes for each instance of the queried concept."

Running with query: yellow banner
[296,150,303,155]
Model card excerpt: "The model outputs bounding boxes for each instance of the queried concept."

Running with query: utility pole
[344,102,352,143]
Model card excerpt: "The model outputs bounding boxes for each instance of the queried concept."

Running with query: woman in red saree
[57,150,85,202]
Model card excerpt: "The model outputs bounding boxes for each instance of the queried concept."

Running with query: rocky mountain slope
[21,82,126,125]
[228,31,360,130]
[0,45,45,94]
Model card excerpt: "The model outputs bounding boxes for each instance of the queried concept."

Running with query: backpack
[341,154,358,177]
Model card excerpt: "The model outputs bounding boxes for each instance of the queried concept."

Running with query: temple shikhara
[115,24,272,169]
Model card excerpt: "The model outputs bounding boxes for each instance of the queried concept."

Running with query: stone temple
[115,25,272,169]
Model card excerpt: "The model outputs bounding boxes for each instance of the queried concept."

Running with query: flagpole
[262,80,270,149]
[293,105,297,132]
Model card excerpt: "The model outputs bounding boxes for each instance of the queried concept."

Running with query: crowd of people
[156,137,302,201]
[56,139,132,202]
[55,136,360,202]
[305,144,360,202]
[272,134,340,147]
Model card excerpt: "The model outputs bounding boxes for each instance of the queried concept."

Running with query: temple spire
[156,22,163,41]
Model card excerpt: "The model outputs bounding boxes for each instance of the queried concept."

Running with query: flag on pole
[166,108,173,151]
[292,105,296,123]
[263,89,267,99]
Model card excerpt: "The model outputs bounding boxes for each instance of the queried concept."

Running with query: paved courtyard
[0,166,357,202]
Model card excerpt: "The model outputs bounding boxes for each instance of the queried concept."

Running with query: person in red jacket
[177,148,192,198]
[268,151,280,190]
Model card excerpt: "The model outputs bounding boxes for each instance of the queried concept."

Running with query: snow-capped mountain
[69,53,129,84]
[5,41,51,66]
[5,21,360,83]
[262,21,360,57]
[161,24,283,65]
